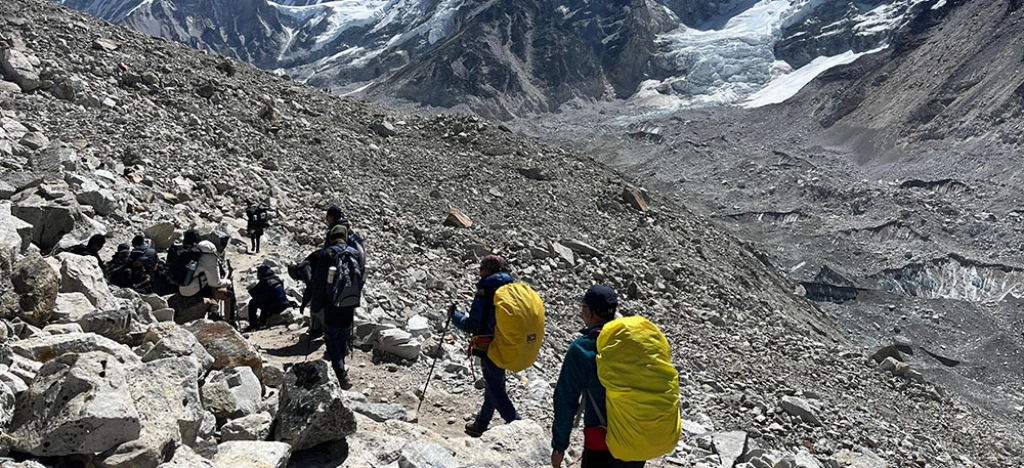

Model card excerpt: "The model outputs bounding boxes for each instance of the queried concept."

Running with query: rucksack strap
[585,389,607,427]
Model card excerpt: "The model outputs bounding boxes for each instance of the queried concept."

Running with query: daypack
[247,206,269,228]
[327,245,363,308]
[482,282,545,372]
[165,245,203,286]
[593,316,681,461]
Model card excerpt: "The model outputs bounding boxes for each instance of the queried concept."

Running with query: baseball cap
[576,284,618,313]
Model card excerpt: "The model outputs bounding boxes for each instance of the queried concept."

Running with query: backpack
[593,316,681,461]
[347,231,366,267]
[165,245,203,286]
[484,283,545,372]
[247,206,269,228]
[327,245,363,308]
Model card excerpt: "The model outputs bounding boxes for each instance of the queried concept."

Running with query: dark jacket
[131,245,158,272]
[551,321,612,453]
[452,272,514,336]
[248,274,289,311]
[310,244,360,328]
[68,244,104,269]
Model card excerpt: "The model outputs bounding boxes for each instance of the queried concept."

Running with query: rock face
[274,360,356,451]
[7,351,141,457]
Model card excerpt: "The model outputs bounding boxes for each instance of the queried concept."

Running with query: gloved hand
[447,304,457,320]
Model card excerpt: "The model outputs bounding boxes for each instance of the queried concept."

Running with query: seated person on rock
[179,237,236,326]
[67,234,106,269]
[130,234,159,274]
[105,243,134,288]
[246,265,290,332]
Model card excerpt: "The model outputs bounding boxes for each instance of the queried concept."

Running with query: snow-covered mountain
[54,0,943,117]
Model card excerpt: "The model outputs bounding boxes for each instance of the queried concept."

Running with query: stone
[201,366,263,421]
[373,327,422,361]
[77,187,119,216]
[8,351,141,457]
[143,222,178,250]
[877,356,910,376]
[713,431,747,468]
[263,364,286,388]
[212,441,292,468]
[153,308,175,322]
[274,360,356,450]
[11,253,60,327]
[183,320,264,386]
[398,440,457,467]
[780,396,822,426]
[0,380,13,427]
[443,207,472,228]
[0,368,28,394]
[96,357,205,468]
[58,252,114,309]
[42,322,83,335]
[221,411,273,441]
[18,132,48,151]
[52,292,98,323]
[454,420,550,467]
[93,38,120,51]
[0,80,20,94]
[140,323,214,375]
[622,184,650,212]
[1,172,43,194]
[11,196,76,251]
[0,49,39,92]
[831,448,886,468]
[0,203,23,275]
[561,239,603,257]
[550,241,575,265]
[869,345,902,364]
[407,315,430,338]
[168,294,213,324]
[156,444,214,468]
[370,120,397,137]
[347,400,414,423]
[75,306,133,341]
[10,332,140,366]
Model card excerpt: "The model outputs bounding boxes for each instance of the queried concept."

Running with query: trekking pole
[417,308,453,413]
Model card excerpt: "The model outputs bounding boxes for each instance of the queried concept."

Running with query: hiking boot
[464,422,485,438]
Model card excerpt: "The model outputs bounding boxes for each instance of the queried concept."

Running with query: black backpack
[166,245,203,286]
[327,245,363,308]
[248,206,269,228]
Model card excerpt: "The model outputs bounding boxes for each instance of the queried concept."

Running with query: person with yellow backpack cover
[448,255,545,438]
[551,284,682,468]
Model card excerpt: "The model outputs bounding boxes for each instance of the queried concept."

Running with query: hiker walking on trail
[447,255,524,437]
[310,224,364,389]
[246,265,289,332]
[550,284,681,468]
[246,203,269,254]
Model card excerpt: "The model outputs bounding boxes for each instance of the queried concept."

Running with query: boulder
[77,187,119,216]
[373,327,422,361]
[168,294,213,324]
[274,360,356,450]
[76,306,133,341]
[780,396,822,426]
[0,354,40,389]
[184,320,263,386]
[42,322,83,335]
[221,412,273,441]
[58,252,114,308]
[156,444,214,468]
[561,239,603,257]
[347,397,414,423]
[0,203,22,275]
[622,184,650,212]
[11,195,76,250]
[407,315,430,338]
[96,356,205,468]
[143,222,178,250]
[201,366,262,421]
[8,351,141,457]
[140,323,214,375]
[1,172,43,194]
[52,292,97,323]
[370,120,397,137]
[0,49,39,92]
[10,332,140,366]
[0,380,13,427]
[713,431,748,468]
[443,207,472,228]
[18,132,48,151]
[0,180,14,199]
[397,440,457,467]
[212,441,292,468]
[0,366,29,394]
[10,253,60,327]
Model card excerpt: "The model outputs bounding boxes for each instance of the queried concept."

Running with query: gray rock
[877,356,911,377]
[0,172,43,194]
[212,441,292,468]
[168,294,212,324]
[550,242,575,265]
[263,364,285,388]
[143,222,178,250]
[58,252,114,309]
[10,253,60,327]
[0,368,28,394]
[274,360,356,450]
[201,366,263,421]
[713,431,748,468]
[10,332,140,366]
[348,400,414,423]
[11,194,76,250]
[0,354,40,389]
[561,239,603,257]
[780,396,822,426]
[407,315,430,338]
[8,351,141,457]
[52,292,97,323]
[398,440,457,468]
[18,132,48,151]
[156,444,214,468]
[139,294,170,312]
[76,187,119,216]
[76,306,133,341]
[373,327,422,361]
[183,320,264,386]
[42,322,84,335]
[0,49,39,92]
[370,120,398,137]
[140,323,214,375]
[454,420,550,467]
[221,411,273,441]
[0,380,14,427]
[0,203,22,275]
[96,356,205,468]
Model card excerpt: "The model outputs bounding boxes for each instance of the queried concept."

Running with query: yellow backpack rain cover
[487,283,545,372]
[596,316,682,461]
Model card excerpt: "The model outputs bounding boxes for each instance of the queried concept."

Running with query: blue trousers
[475,355,519,429]
[323,324,351,381]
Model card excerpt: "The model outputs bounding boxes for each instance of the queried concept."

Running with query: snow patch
[740,46,885,108]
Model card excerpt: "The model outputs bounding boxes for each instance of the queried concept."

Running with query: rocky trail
[0,0,1022,467]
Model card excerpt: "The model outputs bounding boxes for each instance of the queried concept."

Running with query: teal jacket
[551,321,611,453]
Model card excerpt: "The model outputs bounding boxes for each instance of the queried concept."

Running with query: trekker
[289,249,324,339]
[126,249,153,294]
[67,234,106,269]
[131,234,159,273]
[310,224,363,389]
[447,255,521,437]
[550,284,641,468]
[179,234,237,326]
[246,265,289,331]
[105,243,134,288]
[246,204,269,254]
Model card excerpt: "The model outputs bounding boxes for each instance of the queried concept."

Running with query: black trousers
[581,449,646,468]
